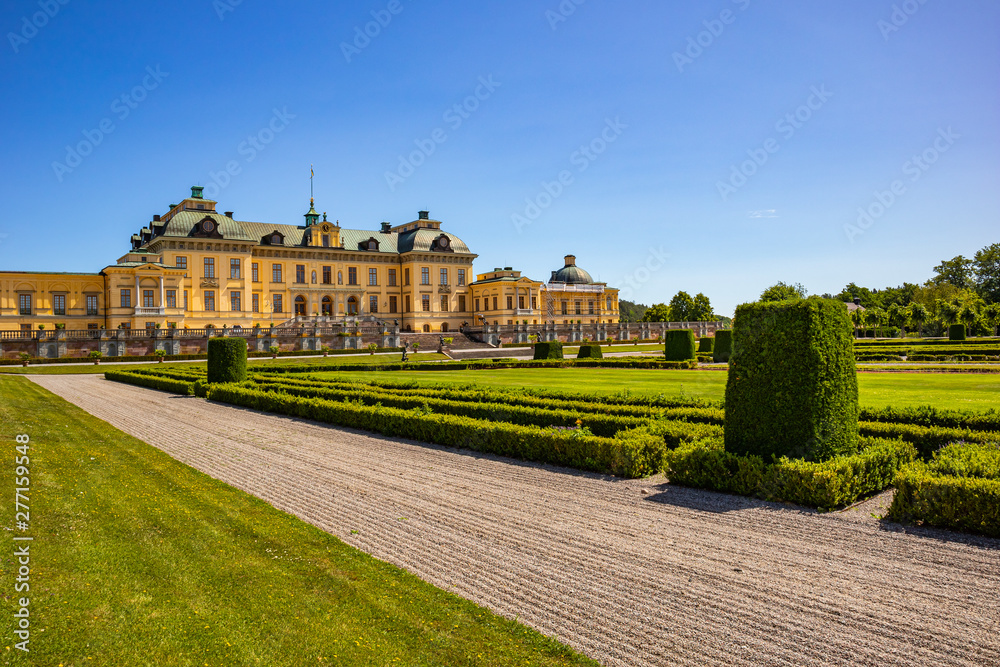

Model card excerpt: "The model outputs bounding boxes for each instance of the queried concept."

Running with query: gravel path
[32,375,1000,667]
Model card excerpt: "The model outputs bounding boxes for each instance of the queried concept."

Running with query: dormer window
[263,231,285,246]
[272,234,281,244]
[362,237,380,252]
[432,234,453,252]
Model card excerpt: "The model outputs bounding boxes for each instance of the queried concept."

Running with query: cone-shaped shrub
[713,330,733,363]
[663,330,696,361]
[207,337,248,384]
[724,299,858,461]
[577,344,603,359]
[533,340,564,360]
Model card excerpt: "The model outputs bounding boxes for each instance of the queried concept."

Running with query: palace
[0,187,619,333]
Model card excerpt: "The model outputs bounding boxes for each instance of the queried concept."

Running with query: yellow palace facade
[0,187,619,333]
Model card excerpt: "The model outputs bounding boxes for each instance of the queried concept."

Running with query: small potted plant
[606,336,613,347]
[155,349,166,363]
[55,323,66,330]
[19,352,30,367]
[269,345,279,359]
[89,350,103,365]
[321,345,330,357]
[37,324,45,331]
[412,342,420,353]
[368,342,378,356]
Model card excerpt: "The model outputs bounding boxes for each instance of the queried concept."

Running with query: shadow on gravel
[643,483,811,515]
[875,518,1000,551]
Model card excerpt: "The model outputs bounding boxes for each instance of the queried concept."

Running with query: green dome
[551,255,593,284]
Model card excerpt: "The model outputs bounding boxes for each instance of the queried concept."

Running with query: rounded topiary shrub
[724,298,858,462]
[207,337,248,384]
[533,340,564,360]
[663,330,696,361]
[949,324,967,341]
[577,344,603,359]
[698,337,715,353]
[712,330,733,363]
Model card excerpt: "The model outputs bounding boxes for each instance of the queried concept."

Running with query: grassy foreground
[0,376,596,666]
[308,368,1000,411]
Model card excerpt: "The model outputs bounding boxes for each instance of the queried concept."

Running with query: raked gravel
[30,374,1000,667]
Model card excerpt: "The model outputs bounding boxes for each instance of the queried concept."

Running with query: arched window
[441,322,449,332]
[347,296,358,315]
[422,324,431,332]
[294,295,306,317]
[321,296,332,316]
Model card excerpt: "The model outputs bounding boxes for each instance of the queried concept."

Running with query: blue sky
[1,0,997,316]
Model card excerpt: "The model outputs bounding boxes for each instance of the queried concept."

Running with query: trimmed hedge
[104,370,194,395]
[533,341,564,360]
[857,421,1000,459]
[207,337,248,383]
[663,330,696,361]
[858,405,1000,433]
[889,442,1000,536]
[712,330,733,363]
[577,344,604,359]
[251,358,697,373]
[205,384,666,478]
[697,337,715,353]
[725,299,859,461]
[664,436,917,511]
[949,324,967,341]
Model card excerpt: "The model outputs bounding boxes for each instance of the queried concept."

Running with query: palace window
[440,268,448,286]
[404,268,410,285]
[475,298,480,312]
[143,290,155,308]
[389,295,398,313]
[458,295,466,312]
[273,294,283,313]
[252,262,259,283]
[322,266,332,284]
[589,300,595,315]
[176,256,187,270]
[272,263,282,283]
[519,296,525,309]
[492,296,498,311]
[440,296,449,312]
[231,258,241,279]
[296,265,306,284]
[421,267,430,285]
[457,269,466,286]
[86,295,99,315]
[252,294,260,313]
[231,291,241,312]
[204,257,215,278]
[204,291,216,312]
[507,296,513,310]
[561,301,568,315]
[422,295,430,312]
[369,295,378,313]
[348,267,358,285]
[575,300,582,315]
[532,297,538,310]
[322,234,330,248]
[166,291,176,309]
[405,295,411,313]
[369,268,378,286]
[120,289,131,308]
[388,269,397,286]
[53,294,66,315]
[607,297,613,311]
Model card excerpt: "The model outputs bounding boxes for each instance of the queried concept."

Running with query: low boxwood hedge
[104,370,194,395]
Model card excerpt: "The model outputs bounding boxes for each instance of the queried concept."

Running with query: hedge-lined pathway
[33,375,1000,667]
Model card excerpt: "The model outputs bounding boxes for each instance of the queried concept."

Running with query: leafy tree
[930,255,975,289]
[618,300,648,323]
[936,300,962,326]
[759,282,807,302]
[886,303,909,337]
[668,291,696,321]
[983,303,1000,336]
[907,303,928,337]
[974,243,1000,304]
[958,303,980,330]
[641,303,671,322]
[691,293,716,321]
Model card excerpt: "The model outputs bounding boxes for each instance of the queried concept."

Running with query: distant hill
[619,300,648,323]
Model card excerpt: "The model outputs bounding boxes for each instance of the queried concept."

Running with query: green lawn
[0,376,595,666]
[309,368,1000,411]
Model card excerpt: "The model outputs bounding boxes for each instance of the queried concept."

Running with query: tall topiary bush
[724,299,858,461]
[207,337,248,384]
[713,330,733,363]
[533,340,564,360]
[577,344,603,359]
[698,337,715,353]
[949,324,967,341]
[663,330,696,361]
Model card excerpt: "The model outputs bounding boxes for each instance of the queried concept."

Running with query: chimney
[504,266,513,271]
[153,214,161,222]
[381,221,392,233]
[224,211,234,218]
[418,210,429,220]
[853,297,861,306]
[564,254,576,266]
[191,186,204,199]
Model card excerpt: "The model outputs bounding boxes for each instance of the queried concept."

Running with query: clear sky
[1,0,997,316]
